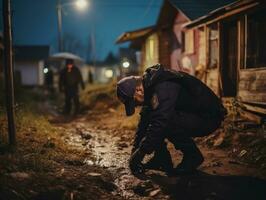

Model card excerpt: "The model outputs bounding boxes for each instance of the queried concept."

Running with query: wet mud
[51,112,266,200]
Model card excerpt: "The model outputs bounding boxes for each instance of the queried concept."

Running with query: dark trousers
[64,90,80,115]
[161,112,222,159]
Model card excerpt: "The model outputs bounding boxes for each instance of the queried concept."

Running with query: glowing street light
[75,0,89,10]
[43,68,49,74]
[122,61,130,68]
[57,0,89,51]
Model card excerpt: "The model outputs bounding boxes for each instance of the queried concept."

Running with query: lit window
[149,39,154,59]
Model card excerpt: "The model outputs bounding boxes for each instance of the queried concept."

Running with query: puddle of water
[61,124,164,199]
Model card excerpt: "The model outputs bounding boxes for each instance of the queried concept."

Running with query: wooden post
[57,0,63,52]
[3,0,16,145]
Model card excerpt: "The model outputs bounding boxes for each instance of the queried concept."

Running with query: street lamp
[122,61,130,68]
[75,0,88,10]
[57,0,89,52]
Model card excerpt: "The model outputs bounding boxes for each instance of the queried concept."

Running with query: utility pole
[57,0,63,52]
[3,0,16,145]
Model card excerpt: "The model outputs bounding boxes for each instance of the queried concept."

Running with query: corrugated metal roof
[168,0,236,20]
[14,45,50,61]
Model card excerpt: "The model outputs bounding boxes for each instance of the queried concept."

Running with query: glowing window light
[105,69,113,78]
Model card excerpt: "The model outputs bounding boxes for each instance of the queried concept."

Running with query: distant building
[14,45,50,86]
[119,47,140,77]
[90,52,120,83]
[116,26,156,74]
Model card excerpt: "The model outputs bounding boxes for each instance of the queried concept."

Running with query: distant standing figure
[44,67,54,93]
[88,68,94,84]
[59,59,85,115]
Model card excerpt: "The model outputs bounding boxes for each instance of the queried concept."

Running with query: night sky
[0,0,163,61]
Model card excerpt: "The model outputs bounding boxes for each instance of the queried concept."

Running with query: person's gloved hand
[129,148,145,175]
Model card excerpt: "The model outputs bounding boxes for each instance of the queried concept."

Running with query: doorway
[221,20,238,97]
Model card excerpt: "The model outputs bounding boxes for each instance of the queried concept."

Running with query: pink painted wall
[171,12,200,76]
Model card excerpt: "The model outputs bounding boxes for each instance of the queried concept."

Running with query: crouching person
[116,64,227,176]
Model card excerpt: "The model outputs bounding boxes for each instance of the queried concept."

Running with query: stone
[149,189,161,197]
[10,172,30,180]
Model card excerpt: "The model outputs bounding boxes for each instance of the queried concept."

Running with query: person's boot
[143,146,173,175]
[174,140,204,175]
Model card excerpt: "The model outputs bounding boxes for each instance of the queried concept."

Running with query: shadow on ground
[150,171,266,200]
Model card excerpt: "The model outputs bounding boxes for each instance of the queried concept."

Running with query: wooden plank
[237,107,262,124]
[238,69,266,104]
[238,91,266,103]
[241,103,266,115]
[204,25,209,84]
[188,1,261,29]
[217,21,222,97]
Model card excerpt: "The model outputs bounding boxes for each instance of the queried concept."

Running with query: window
[246,10,266,68]
[184,29,194,54]
[208,24,218,69]
[146,37,155,60]
[144,33,159,68]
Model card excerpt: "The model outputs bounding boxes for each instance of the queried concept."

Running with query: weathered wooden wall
[238,69,266,105]
[206,69,219,96]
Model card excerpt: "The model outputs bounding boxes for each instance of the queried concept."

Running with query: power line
[140,0,156,21]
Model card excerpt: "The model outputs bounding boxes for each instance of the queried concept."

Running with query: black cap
[117,76,137,116]
[66,58,74,65]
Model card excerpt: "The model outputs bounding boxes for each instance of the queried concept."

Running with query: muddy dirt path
[51,110,266,200]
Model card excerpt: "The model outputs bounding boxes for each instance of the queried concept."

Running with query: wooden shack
[186,0,266,121]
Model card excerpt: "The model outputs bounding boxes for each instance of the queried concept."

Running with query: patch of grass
[117,106,139,130]
[0,106,86,173]
[0,86,87,173]
[80,82,120,110]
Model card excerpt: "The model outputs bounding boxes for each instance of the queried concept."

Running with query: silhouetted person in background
[44,67,54,93]
[88,68,94,84]
[59,59,85,115]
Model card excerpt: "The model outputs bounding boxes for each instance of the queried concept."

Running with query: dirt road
[50,108,266,200]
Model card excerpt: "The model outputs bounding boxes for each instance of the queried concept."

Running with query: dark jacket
[134,64,226,154]
[59,66,85,92]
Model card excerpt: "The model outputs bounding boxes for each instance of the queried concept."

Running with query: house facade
[14,45,50,86]
[186,0,266,120]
